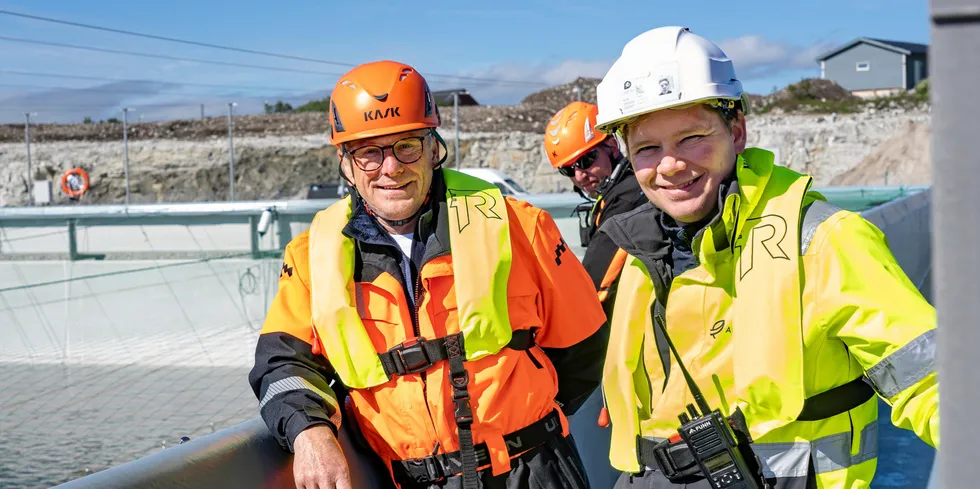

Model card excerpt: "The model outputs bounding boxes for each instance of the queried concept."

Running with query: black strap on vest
[391,410,564,486]
[378,329,535,378]
[445,334,479,489]
[377,330,536,489]
[796,376,876,421]
[636,377,877,474]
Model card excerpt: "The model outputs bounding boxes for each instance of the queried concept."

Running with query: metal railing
[0,185,929,261]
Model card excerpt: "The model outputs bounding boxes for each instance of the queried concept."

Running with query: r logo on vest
[447,188,502,233]
[735,214,790,279]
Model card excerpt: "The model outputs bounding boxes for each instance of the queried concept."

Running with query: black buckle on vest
[391,410,564,486]
[388,337,433,375]
[637,435,699,481]
[403,456,445,484]
[650,438,699,480]
[451,371,473,424]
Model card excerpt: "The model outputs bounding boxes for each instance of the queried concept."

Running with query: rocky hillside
[0,78,932,207]
[830,120,931,186]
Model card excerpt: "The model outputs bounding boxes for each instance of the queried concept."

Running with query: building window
[856,61,870,71]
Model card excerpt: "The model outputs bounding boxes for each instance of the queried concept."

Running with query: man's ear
[732,112,747,154]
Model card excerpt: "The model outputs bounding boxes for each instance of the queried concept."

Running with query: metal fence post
[227,102,237,201]
[277,216,293,251]
[249,215,260,259]
[454,92,460,170]
[25,112,35,206]
[123,108,132,204]
[67,219,78,261]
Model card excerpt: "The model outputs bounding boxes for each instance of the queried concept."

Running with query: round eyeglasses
[345,134,429,172]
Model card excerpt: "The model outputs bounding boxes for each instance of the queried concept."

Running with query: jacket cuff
[285,406,339,452]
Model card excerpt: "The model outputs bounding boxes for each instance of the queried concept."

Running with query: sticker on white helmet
[620,64,680,116]
[620,78,651,114]
[657,75,674,96]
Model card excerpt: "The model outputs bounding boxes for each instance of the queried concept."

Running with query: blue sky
[0,0,929,124]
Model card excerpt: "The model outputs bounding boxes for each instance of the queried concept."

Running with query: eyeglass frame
[557,146,603,177]
[342,131,434,172]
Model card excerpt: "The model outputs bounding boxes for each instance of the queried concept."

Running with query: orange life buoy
[60,168,90,199]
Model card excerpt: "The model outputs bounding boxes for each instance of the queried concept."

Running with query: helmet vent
[341,80,357,90]
[549,109,564,125]
[583,116,595,142]
[399,68,413,81]
[330,100,346,133]
[373,93,388,101]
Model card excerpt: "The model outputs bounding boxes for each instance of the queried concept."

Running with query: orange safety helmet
[543,101,608,169]
[329,60,441,146]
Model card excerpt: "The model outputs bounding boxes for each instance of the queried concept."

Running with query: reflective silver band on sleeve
[865,329,937,398]
[258,375,341,426]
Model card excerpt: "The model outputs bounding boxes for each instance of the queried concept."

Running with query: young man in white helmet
[593,26,938,488]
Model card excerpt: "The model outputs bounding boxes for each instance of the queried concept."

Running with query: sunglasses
[557,147,601,177]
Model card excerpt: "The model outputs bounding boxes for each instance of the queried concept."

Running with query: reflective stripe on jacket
[600,148,938,488]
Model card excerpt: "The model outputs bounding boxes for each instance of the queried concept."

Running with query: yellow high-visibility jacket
[600,148,937,488]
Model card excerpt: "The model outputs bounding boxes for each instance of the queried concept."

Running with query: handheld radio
[651,315,767,489]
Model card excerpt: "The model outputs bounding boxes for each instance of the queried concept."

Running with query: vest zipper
[412,272,439,447]
[411,273,423,337]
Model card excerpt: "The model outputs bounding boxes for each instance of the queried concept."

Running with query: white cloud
[719,35,792,69]
[0,79,333,124]
[718,34,836,79]
[0,81,180,123]
[437,34,835,106]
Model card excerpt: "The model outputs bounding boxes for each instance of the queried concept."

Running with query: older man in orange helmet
[249,60,609,489]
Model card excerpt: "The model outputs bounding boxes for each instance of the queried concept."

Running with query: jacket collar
[704,147,778,256]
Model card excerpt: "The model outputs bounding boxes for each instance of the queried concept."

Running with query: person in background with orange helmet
[543,103,648,489]
[544,101,646,313]
[249,60,609,489]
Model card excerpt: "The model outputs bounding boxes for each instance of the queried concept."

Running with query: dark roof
[816,37,929,61]
[431,89,480,106]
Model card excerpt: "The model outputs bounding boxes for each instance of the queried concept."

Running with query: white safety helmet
[595,26,747,148]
